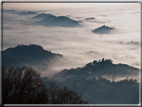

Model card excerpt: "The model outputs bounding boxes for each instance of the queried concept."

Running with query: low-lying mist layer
[3,4,140,79]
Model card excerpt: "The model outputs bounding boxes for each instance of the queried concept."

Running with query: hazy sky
[2,3,140,78]
[3,2,139,10]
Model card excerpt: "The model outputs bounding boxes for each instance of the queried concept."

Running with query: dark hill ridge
[92,25,115,34]
[39,16,80,27]
[53,58,139,81]
[3,44,62,66]
[37,15,57,25]
[33,13,80,27]
[32,13,53,19]
[56,77,139,104]
[3,9,19,14]
[18,11,38,15]
[51,58,139,104]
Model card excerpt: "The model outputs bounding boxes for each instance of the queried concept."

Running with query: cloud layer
[2,3,140,78]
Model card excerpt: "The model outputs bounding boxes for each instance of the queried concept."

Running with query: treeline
[85,58,113,67]
[2,65,88,104]
[53,58,138,80]
[53,58,114,78]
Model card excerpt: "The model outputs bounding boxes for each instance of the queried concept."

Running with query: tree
[2,65,88,104]
[102,58,104,62]
[93,60,97,65]
[85,62,92,68]
[46,82,88,104]
[2,65,48,104]
[105,59,113,64]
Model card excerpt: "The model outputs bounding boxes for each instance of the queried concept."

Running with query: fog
[3,3,140,79]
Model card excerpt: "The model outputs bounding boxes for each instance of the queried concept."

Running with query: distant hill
[32,13,53,19]
[3,9,19,14]
[2,44,62,67]
[92,25,115,34]
[51,58,139,104]
[18,11,38,15]
[37,14,57,24]
[86,17,95,20]
[53,58,139,81]
[126,41,139,45]
[34,13,80,27]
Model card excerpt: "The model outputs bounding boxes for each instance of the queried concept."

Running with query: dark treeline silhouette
[2,65,48,104]
[52,58,139,104]
[53,58,138,80]
[2,65,88,104]
[52,73,139,104]
[85,58,113,67]
[46,82,88,104]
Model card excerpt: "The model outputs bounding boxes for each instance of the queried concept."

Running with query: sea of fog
[3,3,140,78]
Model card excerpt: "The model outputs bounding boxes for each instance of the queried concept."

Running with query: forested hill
[51,58,139,104]
[2,44,62,66]
[52,58,139,81]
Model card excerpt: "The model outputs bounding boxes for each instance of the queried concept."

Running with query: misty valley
[2,44,139,104]
[2,3,140,105]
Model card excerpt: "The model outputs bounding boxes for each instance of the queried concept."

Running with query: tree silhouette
[2,65,48,104]
[2,65,88,104]
[46,82,88,104]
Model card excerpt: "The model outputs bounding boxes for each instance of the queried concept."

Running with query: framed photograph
[1,1,141,106]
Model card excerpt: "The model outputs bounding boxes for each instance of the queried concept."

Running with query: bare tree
[2,65,88,104]
[2,65,48,104]
[47,82,88,104]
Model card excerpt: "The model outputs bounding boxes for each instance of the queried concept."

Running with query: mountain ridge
[32,13,53,19]
[33,13,80,27]
[3,44,62,67]
[51,58,139,104]
[52,58,139,82]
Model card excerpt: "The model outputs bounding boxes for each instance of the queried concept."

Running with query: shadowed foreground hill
[2,44,62,67]
[55,77,139,104]
[52,58,139,104]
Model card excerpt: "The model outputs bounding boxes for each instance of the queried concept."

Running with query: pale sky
[3,3,140,11]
